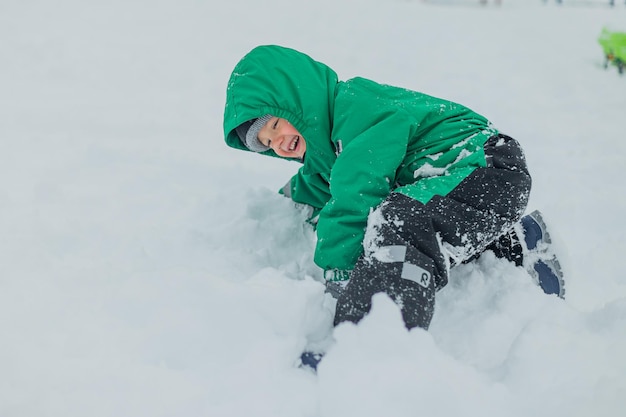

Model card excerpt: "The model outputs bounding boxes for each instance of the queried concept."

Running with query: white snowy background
[2,0,626,416]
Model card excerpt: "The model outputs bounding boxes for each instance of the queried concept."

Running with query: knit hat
[234,115,273,152]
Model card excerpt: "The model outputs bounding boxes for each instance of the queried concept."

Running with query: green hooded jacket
[223,45,498,274]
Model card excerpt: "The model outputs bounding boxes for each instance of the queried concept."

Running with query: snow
[2,0,626,416]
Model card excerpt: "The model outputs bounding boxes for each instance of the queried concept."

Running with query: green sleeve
[314,113,409,270]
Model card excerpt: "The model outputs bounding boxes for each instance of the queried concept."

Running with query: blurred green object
[598,27,626,75]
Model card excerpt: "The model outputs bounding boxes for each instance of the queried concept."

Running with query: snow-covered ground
[2,0,626,416]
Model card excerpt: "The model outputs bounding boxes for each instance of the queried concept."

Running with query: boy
[223,45,564,340]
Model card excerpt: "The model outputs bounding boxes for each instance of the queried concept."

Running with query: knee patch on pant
[334,203,439,330]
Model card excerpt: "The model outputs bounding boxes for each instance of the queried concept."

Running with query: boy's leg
[334,135,532,330]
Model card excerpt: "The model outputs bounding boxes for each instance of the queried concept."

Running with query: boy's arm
[314,114,409,272]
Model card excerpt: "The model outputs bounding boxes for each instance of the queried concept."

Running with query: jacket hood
[223,45,338,174]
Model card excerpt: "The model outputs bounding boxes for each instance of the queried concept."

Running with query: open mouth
[289,136,300,151]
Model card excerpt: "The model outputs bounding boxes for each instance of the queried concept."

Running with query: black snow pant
[334,134,532,330]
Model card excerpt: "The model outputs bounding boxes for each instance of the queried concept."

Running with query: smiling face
[257,117,306,159]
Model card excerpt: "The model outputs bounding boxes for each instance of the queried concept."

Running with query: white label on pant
[401,263,432,288]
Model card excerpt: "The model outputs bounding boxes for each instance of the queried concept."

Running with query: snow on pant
[334,134,532,330]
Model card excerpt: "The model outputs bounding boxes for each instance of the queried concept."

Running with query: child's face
[257,117,306,159]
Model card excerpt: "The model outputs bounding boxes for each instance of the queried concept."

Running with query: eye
[272,119,279,129]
